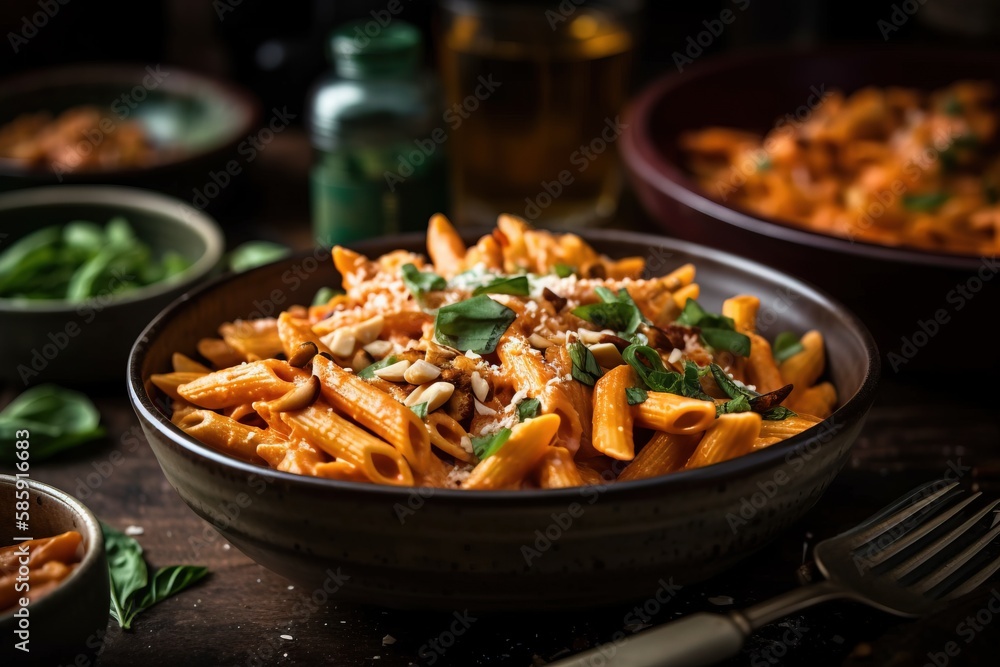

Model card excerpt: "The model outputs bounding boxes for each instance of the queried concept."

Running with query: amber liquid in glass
[440,10,632,228]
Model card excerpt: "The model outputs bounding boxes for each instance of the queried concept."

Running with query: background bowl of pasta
[0,475,109,665]
[0,185,224,385]
[621,47,998,370]
[129,218,879,610]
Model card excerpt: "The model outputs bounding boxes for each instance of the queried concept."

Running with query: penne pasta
[686,412,762,469]
[618,432,701,482]
[632,392,717,435]
[463,414,560,490]
[591,365,637,460]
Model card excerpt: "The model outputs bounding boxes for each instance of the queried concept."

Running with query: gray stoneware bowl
[0,475,109,665]
[0,185,224,385]
[128,231,880,611]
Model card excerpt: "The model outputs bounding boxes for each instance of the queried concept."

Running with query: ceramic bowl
[0,185,224,385]
[620,47,998,370]
[128,230,879,610]
[0,475,109,665]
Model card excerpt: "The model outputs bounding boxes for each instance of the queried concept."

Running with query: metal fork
[550,480,1000,667]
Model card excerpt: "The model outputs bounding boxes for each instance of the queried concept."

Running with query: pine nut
[323,328,356,357]
[405,381,454,411]
[363,340,393,359]
[374,359,410,381]
[352,315,385,345]
[528,333,552,349]
[403,360,441,384]
[470,371,489,402]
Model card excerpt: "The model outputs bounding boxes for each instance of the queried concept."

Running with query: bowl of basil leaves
[0,185,224,385]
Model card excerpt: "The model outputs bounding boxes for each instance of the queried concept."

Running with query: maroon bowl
[621,47,999,372]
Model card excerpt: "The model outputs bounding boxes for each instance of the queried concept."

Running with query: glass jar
[308,20,449,246]
[438,0,640,229]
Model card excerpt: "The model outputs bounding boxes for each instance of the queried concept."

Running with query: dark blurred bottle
[307,20,449,245]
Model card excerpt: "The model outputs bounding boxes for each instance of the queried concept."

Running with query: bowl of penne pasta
[128,214,879,610]
[621,47,999,369]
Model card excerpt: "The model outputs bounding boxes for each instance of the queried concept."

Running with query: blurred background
[4,0,998,249]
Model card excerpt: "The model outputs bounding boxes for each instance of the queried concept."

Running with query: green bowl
[0,186,224,386]
[0,64,259,197]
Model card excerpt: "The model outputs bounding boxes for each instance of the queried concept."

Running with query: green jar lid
[329,20,421,79]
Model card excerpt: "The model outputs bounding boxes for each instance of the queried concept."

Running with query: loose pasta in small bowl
[128,215,879,610]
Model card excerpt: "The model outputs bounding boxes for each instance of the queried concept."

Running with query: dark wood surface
[3,132,999,666]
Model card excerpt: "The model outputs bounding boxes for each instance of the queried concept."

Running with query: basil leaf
[0,385,105,463]
[675,298,709,327]
[553,264,574,278]
[762,406,797,421]
[568,341,604,386]
[902,192,949,212]
[587,286,647,333]
[0,227,61,278]
[434,295,516,354]
[401,263,446,297]
[571,301,638,334]
[681,361,714,400]
[103,523,148,630]
[701,328,751,357]
[517,397,541,422]
[357,355,398,379]
[716,394,752,416]
[312,286,344,306]
[710,364,749,400]
[472,275,529,297]
[625,387,648,405]
[136,565,209,615]
[103,524,208,630]
[773,332,804,363]
[409,402,428,419]
[471,428,512,460]
[228,241,291,273]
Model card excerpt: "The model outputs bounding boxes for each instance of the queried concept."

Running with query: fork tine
[909,521,1000,596]
[848,481,960,549]
[861,493,982,568]
[944,552,1000,600]
[892,499,1000,581]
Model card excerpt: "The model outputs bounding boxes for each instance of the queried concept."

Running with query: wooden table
[4,133,999,666]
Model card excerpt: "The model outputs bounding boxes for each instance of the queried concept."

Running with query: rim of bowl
[0,63,260,178]
[0,474,105,620]
[0,185,225,313]
[128,229,881,503]
[621,45,990,271]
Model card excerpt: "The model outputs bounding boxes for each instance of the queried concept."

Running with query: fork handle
[550,613,748,667]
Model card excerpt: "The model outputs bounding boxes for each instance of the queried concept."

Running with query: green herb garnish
[572,286,645,335]
[401,263,447,298]
[553,264,575,278]
[104,523,208,630]
[625,387,648,405]
[517,397,541,422]
[621,346,712,400]
[0,385,105,463]
[357,355,398,379]
[409,402,428,419]
[471,428,512,460]
[473,275,530,297]
[773,332,804,363]
[902,192,950,212]
[675,299,751,357]
[434,295,516,354]
[710,363,796,420]
[311,286,345,306]
[568,341,604,386]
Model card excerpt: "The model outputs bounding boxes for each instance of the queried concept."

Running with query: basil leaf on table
[517,397,541,422]
[568,342,604,386]
[401,263,447,298]
[471,428,512,460]
[0,385,105,463]
[103,524,209,630]
[434,295,516,354]
[472,275,529,297]
[227,241,291,273]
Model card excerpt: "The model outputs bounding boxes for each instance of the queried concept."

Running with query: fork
[550,480,1000,667]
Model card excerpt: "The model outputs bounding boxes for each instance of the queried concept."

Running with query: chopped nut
[323,328,356,357]
[578,329,606,345]
[373,359,411,381]
[353,315,385,345]
[528,333,552,349]
[473,399,496,416]
[406,381,455,411]
[363,340,393,359]
[404,359,441,384]
[589,342,624,368]
[470,371,489,402]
